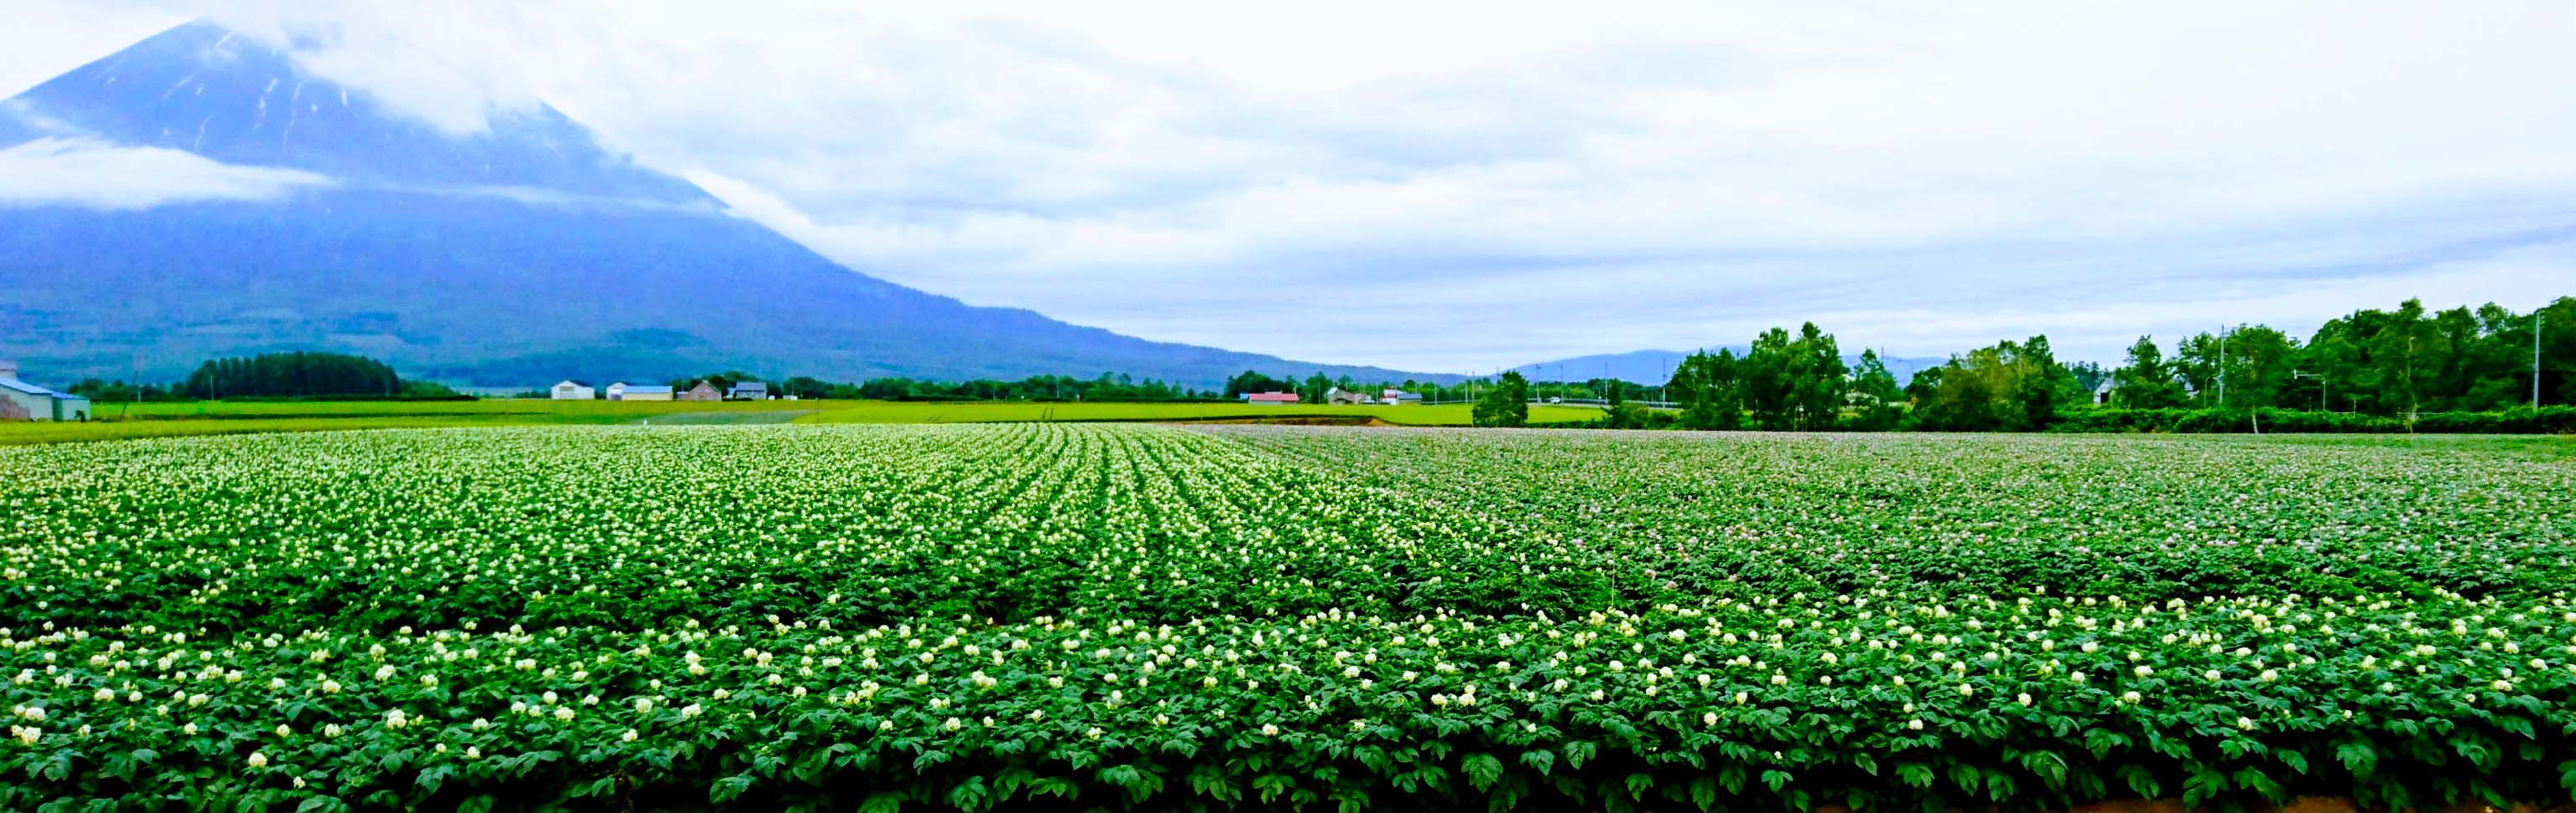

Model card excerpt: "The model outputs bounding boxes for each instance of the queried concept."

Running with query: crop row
[3,425,2573,810]
[1210,427,2576,601]
[8,591,2573,810]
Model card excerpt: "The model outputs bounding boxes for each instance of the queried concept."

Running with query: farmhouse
[1382,389,1422,405]
[1326,386,1372,406]
[680,381,723,401]
[0,362,91,422]
[550,380,596,400]
[1242,391,1299,404]
[606,382,674,401]
[727,381,769,401]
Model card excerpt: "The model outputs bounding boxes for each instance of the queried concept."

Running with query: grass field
[0,398,1609,446]
[3,424,2570,810]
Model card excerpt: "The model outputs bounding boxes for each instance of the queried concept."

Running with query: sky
[4,1,2573,372]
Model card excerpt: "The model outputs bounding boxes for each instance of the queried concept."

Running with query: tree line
[756,372,1223,402]
[57,294,2569,432]
[2103,298,2570,417]
[1583,295,2569,432]
[70,352,460,401]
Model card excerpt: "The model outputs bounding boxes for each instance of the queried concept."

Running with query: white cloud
[0,137,330,209]
[3,1,2573,370]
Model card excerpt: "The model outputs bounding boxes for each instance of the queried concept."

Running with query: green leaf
[2019,751,2067,789]
[2118,765,2159,799]
[2498,715,2537,739]
[1519,749,1556,776]
[1462,754,1504,792]
[456,796,495,813]
[857,791,907,813]
[1626,773,1654,799]
[944,777,989,811]
[2337,742,2379,778]
[1028,778,1080,800]
[1896,764,1934,790]
[1563,741,1597,770]
[711,775,756,804]
[1761,770,1792,793]
[2181,768,2227,809]
[1947,763,1981,794]
[2278,749,2309,775]
[2233,768,2286,803]
[1689,777,1719,811]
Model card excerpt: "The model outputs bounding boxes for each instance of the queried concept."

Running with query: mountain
[1512,349,1942,386]
[0,22,1449,389]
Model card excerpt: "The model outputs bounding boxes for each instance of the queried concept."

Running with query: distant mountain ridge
[0,21,1449,388]
[1512,349,1941,386]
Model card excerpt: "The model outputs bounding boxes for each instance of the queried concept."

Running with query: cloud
[0,136,330,209]
[4,1,2573,370]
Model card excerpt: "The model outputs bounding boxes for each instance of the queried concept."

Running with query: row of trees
[69,352,458,401]
[1624,295,2568,432]
[1903,336,2078,432]
[685,372,1225,402]
[2106,298,2573,417]
[1660,324,1880,430]
[57,296,2568,425]
[1223,371,1495,405]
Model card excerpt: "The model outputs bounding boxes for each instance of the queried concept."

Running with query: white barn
[606,382,674,401]
[0,362,92,422]
[551,380,597,401]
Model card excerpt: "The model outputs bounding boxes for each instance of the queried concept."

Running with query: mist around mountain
[0,21,1447,388]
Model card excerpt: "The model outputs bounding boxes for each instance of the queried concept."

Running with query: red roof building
[1244,391,1300,403]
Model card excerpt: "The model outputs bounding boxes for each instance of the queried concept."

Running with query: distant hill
[0,21,1448,389]
[1512,348,1942,386]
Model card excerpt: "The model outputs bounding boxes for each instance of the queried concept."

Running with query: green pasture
[0,398,1609,446]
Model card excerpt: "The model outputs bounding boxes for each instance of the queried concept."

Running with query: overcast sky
[6,2,2573,372]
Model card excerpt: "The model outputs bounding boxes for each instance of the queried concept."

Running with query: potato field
[3,424,2573,812]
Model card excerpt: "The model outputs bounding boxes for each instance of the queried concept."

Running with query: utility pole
[2538,311,2546,409]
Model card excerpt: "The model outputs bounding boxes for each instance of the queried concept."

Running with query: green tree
[1741,323,1846,430]
[1845,349,1904,431]
[1742,329,1797,429]
[181,352,404,399]
[2369,299,2438,421]
[1472,371,1531,427]
[1793,323,1848,430]
[2112,335,2185,409]
[1667,350,1745,430]
[2011,335,2067,429]
[2223,325,2298,408]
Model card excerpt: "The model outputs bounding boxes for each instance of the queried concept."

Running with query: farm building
[550,380,596,400]
[680,381,723,401]
[0,362,91,422]
[1382,389,1423,405]
[1242,391,1299,405]
[1326,387,1372,406]
[727,381,769,401]
[606,382,674,401]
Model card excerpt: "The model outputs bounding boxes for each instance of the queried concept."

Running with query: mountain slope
[0,21,1444,388]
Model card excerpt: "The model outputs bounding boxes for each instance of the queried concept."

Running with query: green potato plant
[2,425,2570,811]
